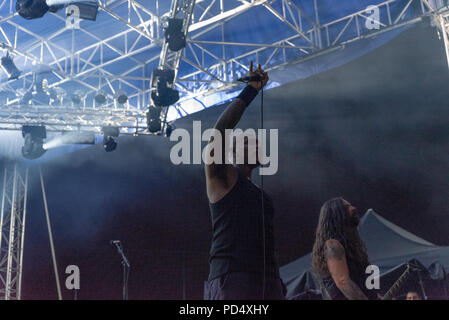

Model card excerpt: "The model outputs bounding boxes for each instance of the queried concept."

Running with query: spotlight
[21,125,47,159]
[34,78,51,104]
[152,68,175,84]
[94,90,107,105]
[151,69,179,107]
[50,86,66,104]
[146,106,162,133]
[115,90,128,105]
[71,90,84,105]
[164,18,186,52]
[71,94,81,104]
[102,126,119,152]
[16,0,64,19]
[64,1,98,21]
[1,53,21,80]
[35,78,48,93]
[16,0,48,20]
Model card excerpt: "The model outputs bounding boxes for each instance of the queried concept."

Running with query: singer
[203,62,285,300]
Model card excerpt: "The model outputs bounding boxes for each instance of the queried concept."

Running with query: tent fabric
[286,259,433,300]
[280,209,449,299]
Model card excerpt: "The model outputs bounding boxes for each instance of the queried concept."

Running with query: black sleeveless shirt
[319,237,378,300]
[208,169,280,281]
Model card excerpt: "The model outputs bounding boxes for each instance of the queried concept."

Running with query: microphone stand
[112,241,130,300]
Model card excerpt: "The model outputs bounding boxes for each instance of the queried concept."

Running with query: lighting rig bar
[149,0,196,136]
[0,0,445,136]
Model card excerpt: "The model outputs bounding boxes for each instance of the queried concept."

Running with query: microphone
[110,240,120,245]
[237,75,262,83]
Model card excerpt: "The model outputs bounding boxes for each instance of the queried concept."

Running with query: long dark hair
[312,197,369,276]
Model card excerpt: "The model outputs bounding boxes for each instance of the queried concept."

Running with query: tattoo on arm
[325,240,369,300]
[339,279,369,300]
[325,243,345,261]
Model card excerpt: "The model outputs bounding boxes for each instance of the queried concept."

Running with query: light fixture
[102,126,119,152]
[16,0,64,20]
[146,106,162,133]
[115,90,128,105]
[0,53,21,80]
[151,68,179,107]
[95,90,107,105]
[22,125,47,159]
[71,90,84,105]
[34,77,51,104]
[64,1,98,21]
[164,18,186,52]
[35,78,48,93]
[16,0,49,20]
[49,86,66,105]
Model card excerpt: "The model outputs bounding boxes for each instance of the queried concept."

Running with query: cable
[40,166,62,300]
[260,87,266,300]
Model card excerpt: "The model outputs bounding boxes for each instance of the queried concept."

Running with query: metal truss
[153,0,196,134]
[433,1,449,68]
[0,163,28,300]
[0,0,445,136]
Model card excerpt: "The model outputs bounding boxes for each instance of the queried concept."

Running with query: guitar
[381,263,416,300]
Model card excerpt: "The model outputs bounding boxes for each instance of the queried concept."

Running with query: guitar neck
[382,267,412,300]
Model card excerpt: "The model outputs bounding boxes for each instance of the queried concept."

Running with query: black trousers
[204,272,286,300]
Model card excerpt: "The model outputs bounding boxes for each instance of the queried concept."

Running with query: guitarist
[312,197,378,300]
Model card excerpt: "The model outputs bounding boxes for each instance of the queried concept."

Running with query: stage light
[147,106,162,133]
[34,78,51,104]
[71,90,84,105]
[16,0,67,20]
[16,0,49,20]
[102,126,119,152]
[151,69,179,107]
[164,18,186,52]
[151,85,179,107]
[35,78,48,93]
[115,90,128,105]
[1,53,21,80]
[22,125,47,159]
[49,86,66,104]
[94,90,107,105]
[64,1,98,21]
[71,93,81,104]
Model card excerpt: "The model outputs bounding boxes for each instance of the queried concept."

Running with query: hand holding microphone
[238,61,269,92]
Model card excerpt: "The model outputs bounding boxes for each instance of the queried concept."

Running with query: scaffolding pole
[0,163,28,300]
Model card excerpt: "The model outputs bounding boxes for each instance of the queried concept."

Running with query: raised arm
[205,62,268,202]
[325,239,369,300]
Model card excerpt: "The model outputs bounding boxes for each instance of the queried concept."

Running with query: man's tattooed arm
[325,239,369,300]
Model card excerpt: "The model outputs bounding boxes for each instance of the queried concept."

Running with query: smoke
[0,130,24,161]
